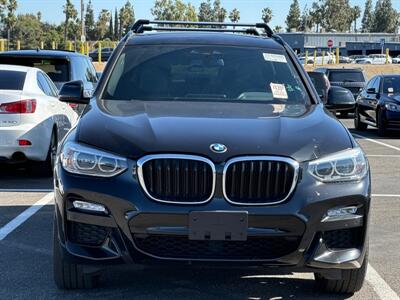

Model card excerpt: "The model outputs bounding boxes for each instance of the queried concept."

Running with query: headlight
[308,148,368,183]
[61,141,128,177]
[385,103,400,112]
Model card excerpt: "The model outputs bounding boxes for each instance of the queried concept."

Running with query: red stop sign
[327,39,334,48]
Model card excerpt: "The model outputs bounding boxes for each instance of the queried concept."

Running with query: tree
[198,0,213,22]
[114,8,119,39]
[13,14,42,48]
[309,0,324,32]
[371,0,399,33]
[274,25,283,32]
[212,0,226,22]
[108,13,113,39]
[151,0,197,22]
[323,0,353,32]
[261,7,273,24]
[96,9,110,40]
[119,0,134,35]
[63,0,78,42]
[229,8,240,23]
[285,0,301,32]
[300,5,312,32]
[351,5,361,32]
[85,0,96,40]
[361,0,373,32]
[4,0,17,43]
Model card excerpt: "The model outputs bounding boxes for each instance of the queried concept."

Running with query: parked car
[338,56,353,64]
[314,68,367,117]
[298,52,336,65]
[392,55,400,64]
[355,74,400,136]
[355,54,392,64]
[349,55,367,61]
[0,50,99,114]
[53,20,370,294]
[0,65,77,174]
[89,47,114,62]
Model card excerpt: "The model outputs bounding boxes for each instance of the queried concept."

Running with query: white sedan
[355,54,392,64]
[0,65,78,175]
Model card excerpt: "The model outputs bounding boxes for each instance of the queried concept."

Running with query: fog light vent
[322,206,362,222]
[73,200,107,213]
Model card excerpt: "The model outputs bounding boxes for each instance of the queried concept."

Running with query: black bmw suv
[54,20,370,294]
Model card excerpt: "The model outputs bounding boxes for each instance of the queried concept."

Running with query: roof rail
[131,19,274,37]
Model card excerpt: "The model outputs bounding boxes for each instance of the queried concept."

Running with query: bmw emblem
[210,143,227,153]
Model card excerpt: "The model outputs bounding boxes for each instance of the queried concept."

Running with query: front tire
[53,218,98,289]
[354,107,368,131]
[314,248,368,294]
[377,109,388,137]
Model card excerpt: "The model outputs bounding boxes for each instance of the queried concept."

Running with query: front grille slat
[139,155,214,204]
[224,158,297,205]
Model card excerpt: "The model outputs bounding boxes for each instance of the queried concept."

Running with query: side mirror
[59,80,90,104]
[326,86,355,111]
[367,87,377,94]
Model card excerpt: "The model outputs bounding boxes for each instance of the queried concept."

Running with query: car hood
[384,94,400,103]
[76,100,352,163]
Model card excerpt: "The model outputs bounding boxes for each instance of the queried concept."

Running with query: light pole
[81,0,86,43]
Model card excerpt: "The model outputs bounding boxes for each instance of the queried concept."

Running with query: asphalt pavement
[0,117,399,300]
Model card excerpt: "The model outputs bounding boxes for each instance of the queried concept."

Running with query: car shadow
[0,164,53,190]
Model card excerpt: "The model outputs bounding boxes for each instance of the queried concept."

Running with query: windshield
[329,71,364,82]
[0,57,69,83]
[0,70,26,90]
[382,77,400,94]
[103,45,311,105]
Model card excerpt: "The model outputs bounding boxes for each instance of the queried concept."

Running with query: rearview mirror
[326,86,355,111]
[59,80,90,104]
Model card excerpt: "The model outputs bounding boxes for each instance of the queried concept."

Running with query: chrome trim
[136,154,216,205]
[222,156,300,206]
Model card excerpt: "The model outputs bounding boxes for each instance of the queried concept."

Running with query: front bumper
[54,160,371,272]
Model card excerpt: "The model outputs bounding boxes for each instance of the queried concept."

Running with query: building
[279,32,400,56]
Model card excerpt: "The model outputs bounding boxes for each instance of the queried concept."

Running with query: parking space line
[353,133,400,152]
[372,194,400,198]
[367,264,400,300]
[0,192,53,241]
[367,155,400,158]
[0,189,53,193]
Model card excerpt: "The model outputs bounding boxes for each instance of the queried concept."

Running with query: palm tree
[261,7,273,24]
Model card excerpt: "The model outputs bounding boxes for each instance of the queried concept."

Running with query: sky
[16,0,400,29]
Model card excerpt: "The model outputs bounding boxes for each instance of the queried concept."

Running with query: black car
[355,74,400,136]
[314,68,367,117]
[54,20,370,294]
[89,47,114,62]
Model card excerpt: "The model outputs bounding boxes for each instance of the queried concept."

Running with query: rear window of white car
[0,70,26,90]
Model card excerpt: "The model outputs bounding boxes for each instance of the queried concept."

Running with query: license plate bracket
[189,211,248,241]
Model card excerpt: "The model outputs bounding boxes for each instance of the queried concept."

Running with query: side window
[74,58,97,84]
[366,78,376,90]
[43,73,58,97]
[373,77,381,93]
[37,72,53,96]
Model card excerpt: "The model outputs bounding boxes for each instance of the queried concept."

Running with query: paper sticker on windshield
[263,53,287,63]
[270,83,288,99]
[388,87,394,94]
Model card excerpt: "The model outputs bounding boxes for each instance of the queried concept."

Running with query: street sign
[327,39,334,48]
[380,39,385,47]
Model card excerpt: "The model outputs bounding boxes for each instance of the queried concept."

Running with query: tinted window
[75,57,97,83]
[372,77,381,93]
[0,70,26,90]
[329,71,365,82]
[382,76,400,94]
[104,45,311,105]
[37,72,53,96]
[308,72,328,95]
[0,57,69,83]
